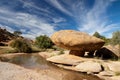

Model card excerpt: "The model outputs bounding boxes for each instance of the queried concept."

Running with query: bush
[93,31,111,45]
[58,50,65,55]
[35,35,54,49]
[93,32,106,40]
[9,38,32,53]
[111,31,120,45]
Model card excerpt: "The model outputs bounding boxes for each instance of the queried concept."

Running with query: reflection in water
[9,54,51,69]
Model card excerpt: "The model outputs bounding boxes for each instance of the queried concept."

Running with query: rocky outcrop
[47,54,120,80]
[51,30,105,56]
[0,27,15,42]
[95,45,120,60]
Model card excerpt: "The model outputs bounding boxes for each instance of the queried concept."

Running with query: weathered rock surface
[47,53,120,80]
[106,45,120,57]
[106,62,120,73]
[111,76,120,80]
[47,54,83,65]
[95,45,119,60]
[51,30,105,56]
[99,71,115,76]
[75,61,102,73]
[0,62,55,80]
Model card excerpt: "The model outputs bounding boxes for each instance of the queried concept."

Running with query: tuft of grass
[58,50,65,55]
[115,72,120,76]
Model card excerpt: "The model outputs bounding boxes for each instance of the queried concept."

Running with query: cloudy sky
[0,0,120,39]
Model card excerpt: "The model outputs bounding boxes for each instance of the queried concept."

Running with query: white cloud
[19,0,51,14]
[77,0,119,38]
[0,7,56,39]
[47,0,119,38]
[45,0,72,16]
[0,0,119,39]
[52,17,66,23]
[0,24,14,33]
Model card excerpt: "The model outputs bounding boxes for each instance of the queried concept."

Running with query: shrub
[35,35,54,49]
[111,31,120,45]
[93,31,111,45]
[93,32,106,40]
[58,50,65,55]
[9,38,32,53]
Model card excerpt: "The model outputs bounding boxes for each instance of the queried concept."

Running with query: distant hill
[0,27,15,43]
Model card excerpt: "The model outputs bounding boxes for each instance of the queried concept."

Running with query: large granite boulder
[51,30,105,56]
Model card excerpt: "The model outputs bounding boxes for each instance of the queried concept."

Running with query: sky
[0,0,120,39]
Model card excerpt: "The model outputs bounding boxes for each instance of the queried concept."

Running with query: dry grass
[0,46,16,54]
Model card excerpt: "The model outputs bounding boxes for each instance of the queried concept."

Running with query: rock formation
[51,30,105,56]
[95,45,119,60]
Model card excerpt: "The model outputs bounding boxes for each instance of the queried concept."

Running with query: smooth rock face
[75,61,102,73]
[51,30,105,51]
[47,54,82,65]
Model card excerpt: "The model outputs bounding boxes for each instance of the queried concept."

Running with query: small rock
[75,61,102,73]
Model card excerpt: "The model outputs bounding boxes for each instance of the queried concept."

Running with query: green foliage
[35,35,54,49]
[111,31,120,45]
[115,72,120,76]
[93,32,106,40]
[93,31,112,45]
[104,38,111,45]
[58,50,65,55]
[9,38,32,53]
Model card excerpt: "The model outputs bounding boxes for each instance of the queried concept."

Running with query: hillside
[0,27,15,43]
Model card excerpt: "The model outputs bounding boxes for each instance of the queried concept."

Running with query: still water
[3,53,102,80]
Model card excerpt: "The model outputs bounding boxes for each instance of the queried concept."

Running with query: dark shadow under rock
[69,50,85,56]
[95,47,118,60]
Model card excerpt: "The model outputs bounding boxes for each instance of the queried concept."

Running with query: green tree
[93,31,112,45]
[9,38,32,53]
[35,35,54,49]
[93,31,106,40]
[93,32,101,38]
[111,31,120,45]
[13,31,22,37]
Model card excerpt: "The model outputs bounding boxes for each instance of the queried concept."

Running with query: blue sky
[0,0,120,39]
